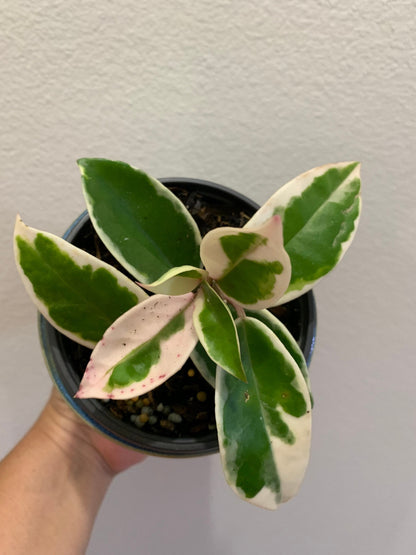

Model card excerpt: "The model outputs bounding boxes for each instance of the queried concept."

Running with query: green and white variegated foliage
[245,161,361,304]
[139,265,208,295]
[78,158,202,283]
[14,158,361,510]
[78,211,287,393]
[75,293,198,399]
[200,215,291,310]
[193,282,246,382]
[14,216,148,348]
[216,317,312,510]
[244,308,312,402]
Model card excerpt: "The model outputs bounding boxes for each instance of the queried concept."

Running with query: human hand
[41,387,147,476]
[0,386,147,553]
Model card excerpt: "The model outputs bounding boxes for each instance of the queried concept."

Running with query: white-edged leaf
[75,293,197,399]
[139,265,208,295]
[190,342,217,388]
[246,308,312,402]
[78,159,202,283]
[216,317,312,510]
[200,216,291,310]
[14,216,147,348]
[245,162,361,303]
[193,282,246,381]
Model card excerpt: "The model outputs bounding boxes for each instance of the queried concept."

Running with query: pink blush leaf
[76,292,197,399]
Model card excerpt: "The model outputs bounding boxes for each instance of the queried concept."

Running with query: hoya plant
[14,159,361,510]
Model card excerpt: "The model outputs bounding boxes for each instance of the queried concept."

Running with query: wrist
[39,387,147,476]
[0,393,113,554]
[36,392,115,481]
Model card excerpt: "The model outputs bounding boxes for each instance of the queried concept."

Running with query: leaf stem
[235,304,246,320]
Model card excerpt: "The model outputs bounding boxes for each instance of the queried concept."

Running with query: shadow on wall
[90,454,223,554]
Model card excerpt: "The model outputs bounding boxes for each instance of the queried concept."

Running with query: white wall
[1,1,415,554]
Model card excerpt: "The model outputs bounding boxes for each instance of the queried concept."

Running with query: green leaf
[190,342,217,388]
[193,282,246,382]
[78,159,201,283]
[245,308,312,404]
[14,217,147,348]
[76,293,197,399]
[140,265,208,295]
[216,317,312,509]
[200,216,291,309]
[245,162,361,303]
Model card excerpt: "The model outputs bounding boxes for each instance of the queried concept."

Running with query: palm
[87,429,146,473]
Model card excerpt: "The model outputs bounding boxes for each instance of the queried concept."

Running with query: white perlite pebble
[168,413,182,423]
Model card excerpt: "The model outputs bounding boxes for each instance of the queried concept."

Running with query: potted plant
[14,159,361,510]
[36,178,316,459]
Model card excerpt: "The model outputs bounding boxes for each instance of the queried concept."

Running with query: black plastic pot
[38,178,316,457]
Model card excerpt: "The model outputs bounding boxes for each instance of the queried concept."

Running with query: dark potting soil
[64,185,303,439]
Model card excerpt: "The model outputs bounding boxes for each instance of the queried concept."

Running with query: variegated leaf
[245,162,361,304]
[190,342,217,388]
[75,293,197,399]
[78,159,201,283]
[139,265,208,295]
[14,217,147,348]
[193,282,246,382]
[216,317,312,510]
[246,308,312,402]
[200,216,291,310]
